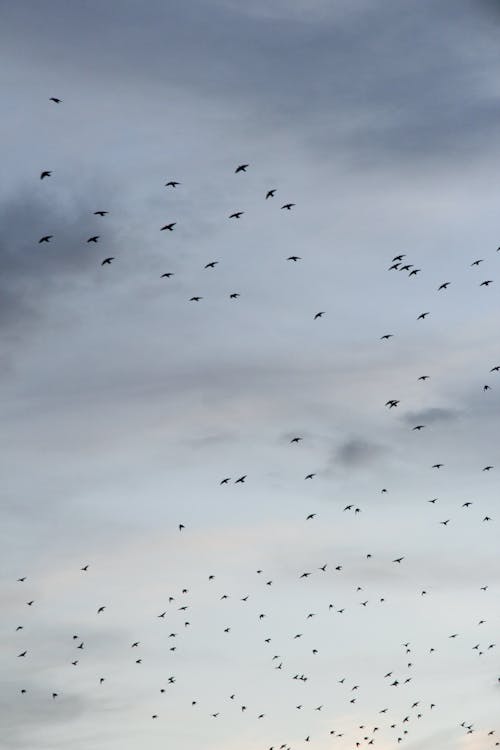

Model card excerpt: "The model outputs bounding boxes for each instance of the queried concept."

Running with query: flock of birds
[5,95,500,750]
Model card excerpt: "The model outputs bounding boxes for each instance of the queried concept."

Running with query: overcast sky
[1,2,500,749]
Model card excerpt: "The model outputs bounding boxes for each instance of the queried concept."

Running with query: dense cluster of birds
[6,95,500,750]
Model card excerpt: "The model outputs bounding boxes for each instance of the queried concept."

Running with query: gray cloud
[401,407,460,426]
[333,437,388,468]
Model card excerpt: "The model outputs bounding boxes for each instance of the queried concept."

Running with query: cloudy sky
[1,1,500,749]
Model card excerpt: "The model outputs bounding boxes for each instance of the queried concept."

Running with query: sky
[1,1,500,748]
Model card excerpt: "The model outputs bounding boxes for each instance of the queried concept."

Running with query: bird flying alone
[101,257,114,266]
[40,170,52,179]
[161,223,176,231]
[235,164,248,173]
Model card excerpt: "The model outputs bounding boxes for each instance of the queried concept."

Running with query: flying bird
[101,257,114,265]
[40,170,52,179]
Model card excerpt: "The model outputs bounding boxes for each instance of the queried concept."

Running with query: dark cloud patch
[402,407,459,426]
[0,187,117,337]
[333,437,387,468]
[3,0,500,167]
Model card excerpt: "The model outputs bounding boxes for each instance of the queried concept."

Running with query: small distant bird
[235,164,248,173]
[165,181,180,187]
[205,261,218,269]
[314,311,325,319]
[220,478,231,485]
[266,190,276,199]
[392,255,405,261]
[229,212,244,219]
[480,280,493,286]
[393,557,404,563]
[87,236,100,243]
[38,235,53,243]
[305,473,315,480]
[49,97,62,103]
[490,366,500,372]
[438,282,450,290]
[471,259,483,266]
[179,524,185,531]
[80,565,89,571]
[483,466,494,471]
[287,256,301,261]
[381,334,393,340]
[17,651,27,657]
[306,514,316,520]
[432,463,443,469]
[161,222,176,231]
[408,268,420,276]
[189,297,202,302]
[418,375,430,381]
[101,257,114,265]
[40,170,52,179]
[229,293,240,299]
[290,437,302,443]
[94,211,108,216]
[281,203,295,210]
[412,425,425,431]
[417,312,429,320]
[97,606,106,614]
[235,475,246,483]
[161,273,174,278]
[386,399,399,408]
